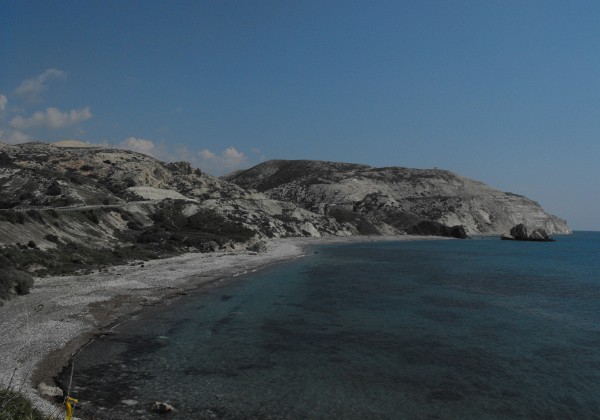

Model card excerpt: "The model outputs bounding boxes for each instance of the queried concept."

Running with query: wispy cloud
[119,137,156,155]
[197,146,248,174]
[0,128,33,144]
[0,94,7,112]
[118,138,252,175]
[10,107,92,130]
[15,68,66,99]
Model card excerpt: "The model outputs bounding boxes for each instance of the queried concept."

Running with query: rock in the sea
[152,401,176,414]
[503,224,554,242]
[510,224,529,240]
[406,220,468,239]
[121,399,138,406]
[529,228,551,241]
[449,225,468,239]
[38,382,63,398]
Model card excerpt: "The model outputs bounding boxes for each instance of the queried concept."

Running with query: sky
[1,1,599,230]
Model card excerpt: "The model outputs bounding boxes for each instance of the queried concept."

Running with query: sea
[70,231,600,419]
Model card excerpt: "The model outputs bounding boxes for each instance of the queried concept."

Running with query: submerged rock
[152,401,176,414]
[38,382,63,398]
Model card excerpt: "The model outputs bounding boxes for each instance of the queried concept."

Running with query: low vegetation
[0,387,56,420]
[0,256,34,301]
[0,200,256,286]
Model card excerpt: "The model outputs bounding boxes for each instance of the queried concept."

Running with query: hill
[0,143,350,290]
[224,159,570,236]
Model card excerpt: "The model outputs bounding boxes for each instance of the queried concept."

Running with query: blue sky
[1,1,599,230]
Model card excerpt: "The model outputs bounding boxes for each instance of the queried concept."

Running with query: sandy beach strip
[0,235,431,416]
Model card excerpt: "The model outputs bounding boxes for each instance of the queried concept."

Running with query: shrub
[46,182,62,196]
[0,387,55,419]
[44,234,60,243]
[27,210,46,224]
[19,191,33,201]
[0,255,12,269]
[127,220,141,231]
[87,210,100,224]
[0,269,34,300]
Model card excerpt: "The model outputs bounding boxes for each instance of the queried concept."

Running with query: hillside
[0,143,352,288]
[224,160,571,236]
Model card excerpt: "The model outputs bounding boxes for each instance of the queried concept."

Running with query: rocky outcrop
[501,224,554,242]
[225,160,571,236]
[406,221,468,239]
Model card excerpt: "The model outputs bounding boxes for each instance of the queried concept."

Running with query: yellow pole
[65,396,78,420]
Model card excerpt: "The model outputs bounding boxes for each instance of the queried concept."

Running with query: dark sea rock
[529,228,551,241]
[510,224,529,240]
[406,220,468,239]
[152,401,176,414]
[502,224,554,242]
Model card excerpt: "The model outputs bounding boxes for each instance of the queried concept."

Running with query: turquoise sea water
[72,232,600,419]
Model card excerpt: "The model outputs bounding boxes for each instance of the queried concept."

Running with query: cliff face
[224,160,571,235]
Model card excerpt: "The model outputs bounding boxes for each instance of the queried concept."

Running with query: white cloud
[0,128,33,144]
[196,146,248,175]
[0,94,7,112]
[199,149,217,160]
[119,137,156,156]
[10,106,92,130]
[222,146,246,167]
[251,147,267,161]
[15,68,66,98]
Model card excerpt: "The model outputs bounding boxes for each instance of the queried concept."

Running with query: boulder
[503,224,554,242]
[38,382,63,398]
[200,241,219,253]
[246,241,268,253]
[449,225,468,239]
[510,223,529,240]
[529,228,551,241]
[152,401,176,414]
[406,220,468,239]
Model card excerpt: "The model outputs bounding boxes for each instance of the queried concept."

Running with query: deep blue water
[72,232,600,419]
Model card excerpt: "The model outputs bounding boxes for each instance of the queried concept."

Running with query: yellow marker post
[65,396,78,420]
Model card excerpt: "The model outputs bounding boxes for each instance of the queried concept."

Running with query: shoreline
[0,234,434,417]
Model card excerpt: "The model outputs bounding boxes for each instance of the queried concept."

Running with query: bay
[71,232,600,419]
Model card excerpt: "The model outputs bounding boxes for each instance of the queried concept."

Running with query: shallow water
[72,232,600,419]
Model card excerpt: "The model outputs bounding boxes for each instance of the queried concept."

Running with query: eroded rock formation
[501,224,554,242]
[225,160,571,236]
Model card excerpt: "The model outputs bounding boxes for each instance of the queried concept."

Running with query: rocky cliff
[0,142,355,279]
[224,160,571,235]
